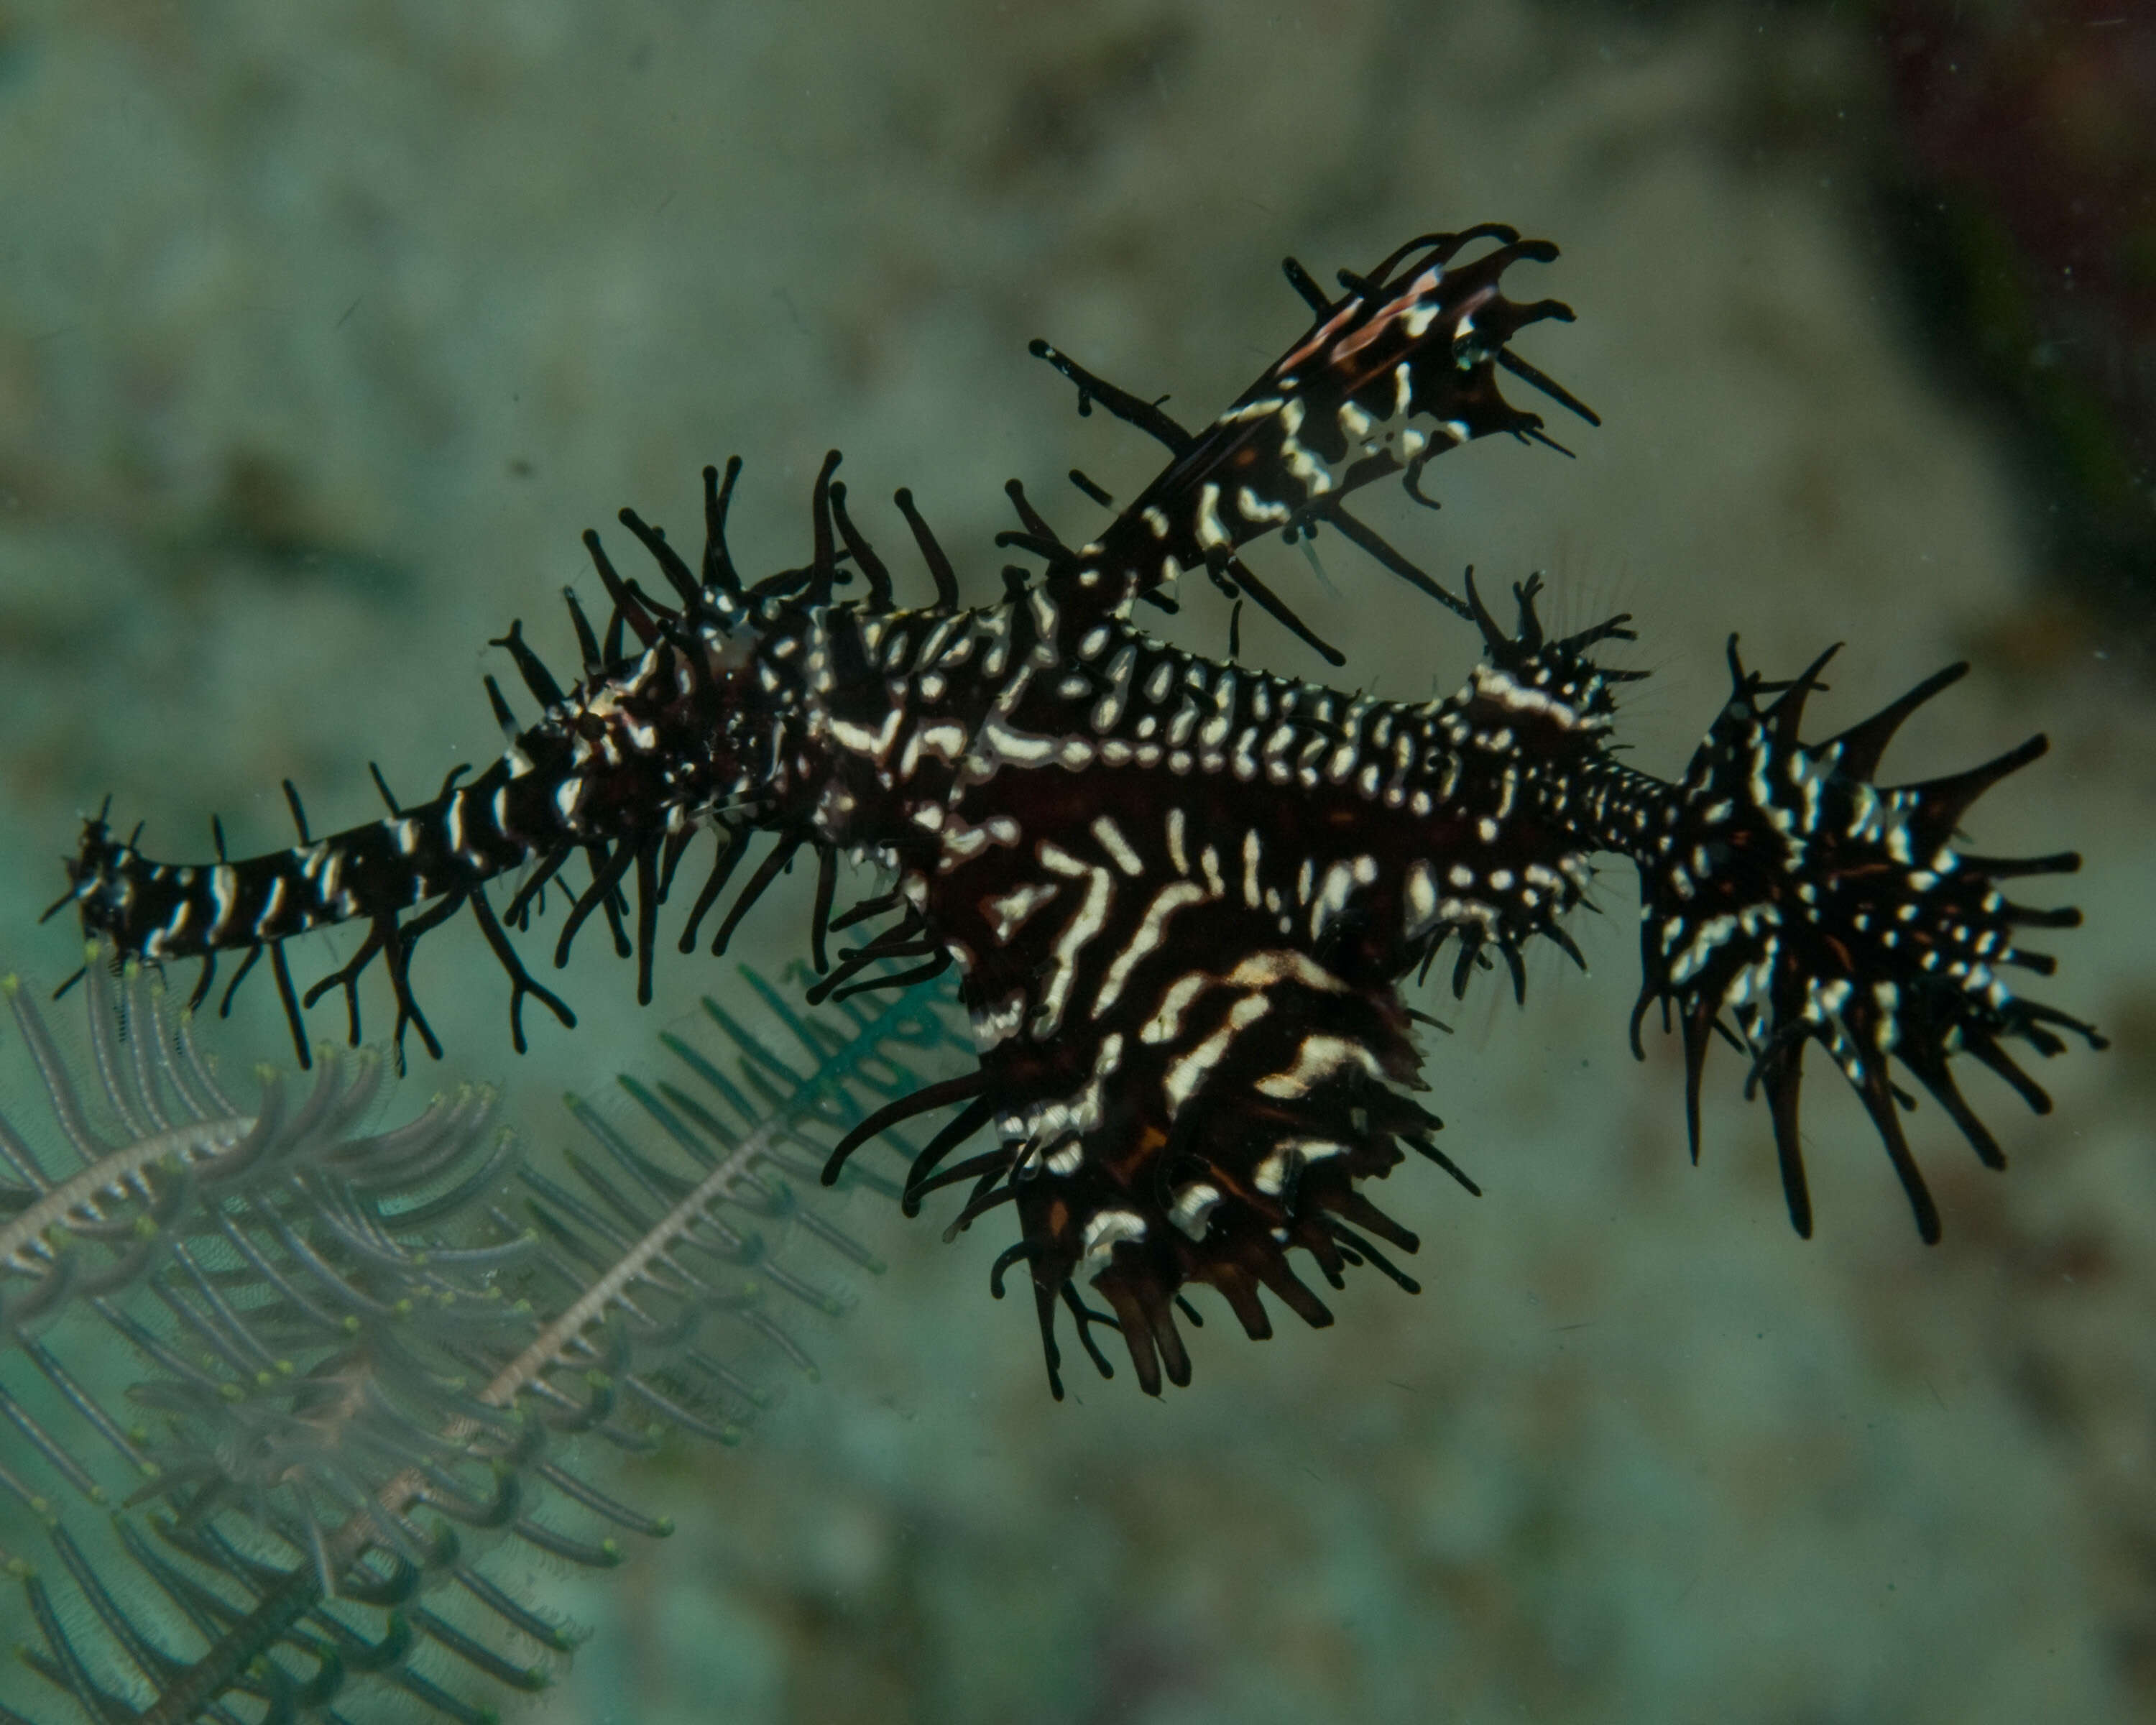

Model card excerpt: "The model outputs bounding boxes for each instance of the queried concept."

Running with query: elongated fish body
[64,228,2102,1397]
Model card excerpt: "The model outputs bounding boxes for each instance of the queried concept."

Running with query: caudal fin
[1631,641,2104,1242]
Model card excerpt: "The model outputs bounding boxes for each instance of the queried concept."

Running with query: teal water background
[0,4,2147,1721]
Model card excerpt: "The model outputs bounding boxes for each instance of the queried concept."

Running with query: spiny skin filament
[63,228,2102,1399]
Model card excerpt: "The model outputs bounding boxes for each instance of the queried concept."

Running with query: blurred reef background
[0,1,2152,1721]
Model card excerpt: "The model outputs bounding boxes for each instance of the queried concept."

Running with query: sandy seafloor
[1,4,2152,1722]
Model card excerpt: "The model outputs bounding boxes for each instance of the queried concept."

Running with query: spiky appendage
[52,452,944,1072]
[820,945,1469,1401]
[996,957,1445,1399]
[1031,225,1598,648]
[1631,641,2106,1241]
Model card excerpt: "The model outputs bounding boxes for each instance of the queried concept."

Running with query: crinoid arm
[1630,641,2105,1242]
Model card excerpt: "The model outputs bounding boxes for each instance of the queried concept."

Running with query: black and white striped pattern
[63,226,2101,1398]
